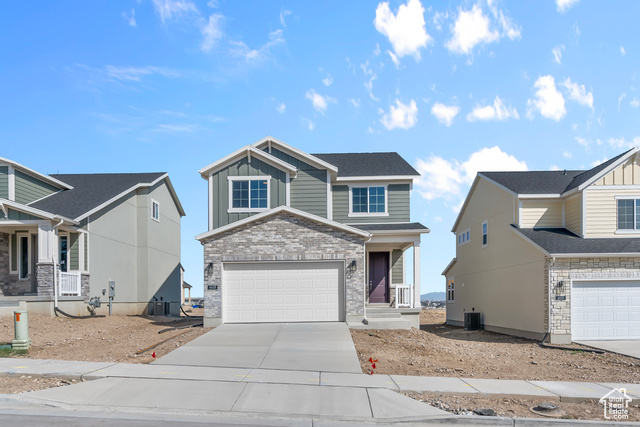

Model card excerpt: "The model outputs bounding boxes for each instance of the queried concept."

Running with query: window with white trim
[349,185,387,216]
[447,278,454,302]
[457,228,470,246]
[228,176,270,213]
[617,198,640,230]
[151,200,160,222]
[482,220,488,247]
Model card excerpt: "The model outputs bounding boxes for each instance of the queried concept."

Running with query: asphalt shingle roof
[480,149,632,195]
[30,173,166,220]
[312,152,419,177]
[514,226,640,254]
[354,222,429,232]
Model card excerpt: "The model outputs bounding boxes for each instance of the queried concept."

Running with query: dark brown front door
[368,252,389,303]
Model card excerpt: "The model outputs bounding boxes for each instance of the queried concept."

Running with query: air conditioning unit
[464,312,482,331]
[154,301,165,316]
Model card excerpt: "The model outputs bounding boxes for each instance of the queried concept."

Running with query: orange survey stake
[15,313,20,321]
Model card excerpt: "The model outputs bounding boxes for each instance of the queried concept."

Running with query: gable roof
[312,152,420,179]
[30,172,185,221]
[198,144,298,179]
[0,157,73,190]
[252,136,339,173]
[512,226,640,256]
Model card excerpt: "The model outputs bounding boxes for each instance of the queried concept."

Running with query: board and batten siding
[519,200,563,228]
[584,187,640,237]
[69,233,80,271]
[593,157,640,186]
[0,166,8,199]
[332,184,410,224]
[14,170,59,205]
[210,157,287,229]
[391,249,403,284]
[0,208,39,221]
[263,147,327,218]
[564,194,582,235]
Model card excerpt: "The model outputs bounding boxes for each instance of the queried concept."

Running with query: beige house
[444,148,640,344]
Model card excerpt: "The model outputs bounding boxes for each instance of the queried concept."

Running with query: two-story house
[196,136,428,328]
[443,148,640,344]
[0,157,185,316]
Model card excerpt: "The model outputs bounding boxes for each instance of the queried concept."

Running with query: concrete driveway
[576,340,640,359]
[153,322,363,373]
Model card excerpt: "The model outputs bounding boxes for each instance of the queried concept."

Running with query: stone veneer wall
[0,232,22,295]
[36,263,54,296]
[81,274,90,297]
[546,256,640,343]
[202,212,366,321]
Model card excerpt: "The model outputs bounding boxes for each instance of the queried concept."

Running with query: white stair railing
[395,284,413,308]
[58,271,81,296]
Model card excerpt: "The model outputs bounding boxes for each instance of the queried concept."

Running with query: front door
[368,252,389,303]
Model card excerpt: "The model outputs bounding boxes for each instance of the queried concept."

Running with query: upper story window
[617,198,640,230]
[349,185,388,216]
[151,200,160,222]
[447,278,455,303]
[228,176,270,213]
[482,221,488,247]
[458,229,470,246]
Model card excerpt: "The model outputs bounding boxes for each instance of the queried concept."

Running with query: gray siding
[332,184,411,224]
[391,249,403,284]
[265,148,328,218]
[69,233,80,271]
[14,170,58,205]
[211,157,287,229]
[0,166,8,199]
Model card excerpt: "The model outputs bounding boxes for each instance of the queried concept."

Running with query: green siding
[0,166,8,199]
[265,147,328,218]
[14,170,58,205]
[391,249,404,284]
[10,233,16,271]
[332,183,411,224]
[84,233,88,271]
[211,157,287,229]
[0,208,39,221]
[69,233,80,271]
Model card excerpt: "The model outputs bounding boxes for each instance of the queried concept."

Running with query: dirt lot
[351,309,640,382]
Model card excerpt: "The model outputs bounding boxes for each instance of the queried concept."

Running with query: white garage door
[572,280,640,340]
[223,261,344,323]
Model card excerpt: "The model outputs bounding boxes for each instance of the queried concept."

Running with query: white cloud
[556,0,579,13]
[608,136,640,150]
[561,78,593,109]
[305,89,336,114]
[621,46,626,56]
[552,45,564,64]
[619,92,627,111]
[322,74,333,87]
[228,29,284,63]
[301,118,315,131]
[431,103,460,127]
[104,65,182,82]
[364,74,378,101]
[156,124,196,133]
[373,43,381,56]
[387,50,400,68]
[414,146,527,207]
[466,96,519,121]
[122,9,136,27]
[575,136,588,147]
[350,98,361,108]
[152,0,198,23]
[374,0,432,61]
[280,9,291,27]
[591,157,608,168]
[381,99,418,130]
[276,103,286,114]
[562,150,572,159]
[445,4,499,55]
[201,13,224,52]
[433,11,448,31]
[526,75,566,121]
[631,98,639,108]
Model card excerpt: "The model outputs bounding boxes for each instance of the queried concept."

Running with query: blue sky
[1,0,639,296]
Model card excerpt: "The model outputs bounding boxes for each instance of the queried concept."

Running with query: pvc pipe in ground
[12,310,31,350]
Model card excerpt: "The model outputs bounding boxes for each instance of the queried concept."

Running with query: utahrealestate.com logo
[599,388,632,420]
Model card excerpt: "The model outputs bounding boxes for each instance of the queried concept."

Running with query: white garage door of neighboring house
[222,261,344,323]
[572,280,640,340]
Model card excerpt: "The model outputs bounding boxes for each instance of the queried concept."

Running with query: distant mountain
[421,292,446,301]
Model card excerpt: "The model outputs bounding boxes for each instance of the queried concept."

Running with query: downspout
[52,219,64,309]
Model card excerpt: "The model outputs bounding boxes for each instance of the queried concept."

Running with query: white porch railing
[58,271,81,296]
[395,284,413,308]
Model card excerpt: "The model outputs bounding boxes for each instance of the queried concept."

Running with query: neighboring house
[195,136,428,328]
[443,148,640,344]
[0,157,185,316]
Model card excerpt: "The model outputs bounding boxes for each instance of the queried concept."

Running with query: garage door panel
[573,280,640,340]
[223,262,343,323]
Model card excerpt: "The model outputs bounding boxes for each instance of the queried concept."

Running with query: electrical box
[154,301,165,316]
[109,281,115,298]
[464,312,482,331]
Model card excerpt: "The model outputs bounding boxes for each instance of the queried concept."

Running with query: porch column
[37,222,56,263]
[413,239,421,308]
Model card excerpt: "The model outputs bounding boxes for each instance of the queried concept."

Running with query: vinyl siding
[0,166,8,199]
[69,233,80,271]
[210,157,287,229]
[594,157,640,186]
[564,194,582,235]
[391,249,403,284]
[0,208,39,221]
[264,147,327,218]
[520,199,563,228]
[584,187,640,237]
[14,170,58,205]
[332,184,410,224]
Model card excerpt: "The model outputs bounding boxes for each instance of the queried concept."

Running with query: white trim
[151,199,160,222]
[195,206,371,241]
[326,170,332,220]
[614,196,640,231]
[363,228,430,235]
[518,200,523,227]
[0,157,73,190]
[581,189,586,237]
[554,252,640,258]
[348,184,389,217]
[481,220,488,248]
[0,198,76,224]
[17,232,30,280]
[446,276,455,303]
[251,136,338,173]
[576,147,640,191]
[58,232,69,273]
[227,176,271,214]
[594,184,640,190]
[198,145,298,178]
[285,172,291,207]
[442,257,456,276]
[335,175,420,182]
[517,194,563,199]
[7,164,15,201]
[614,230,640,235]
[208,173,213,230]
[26,190,64,206]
